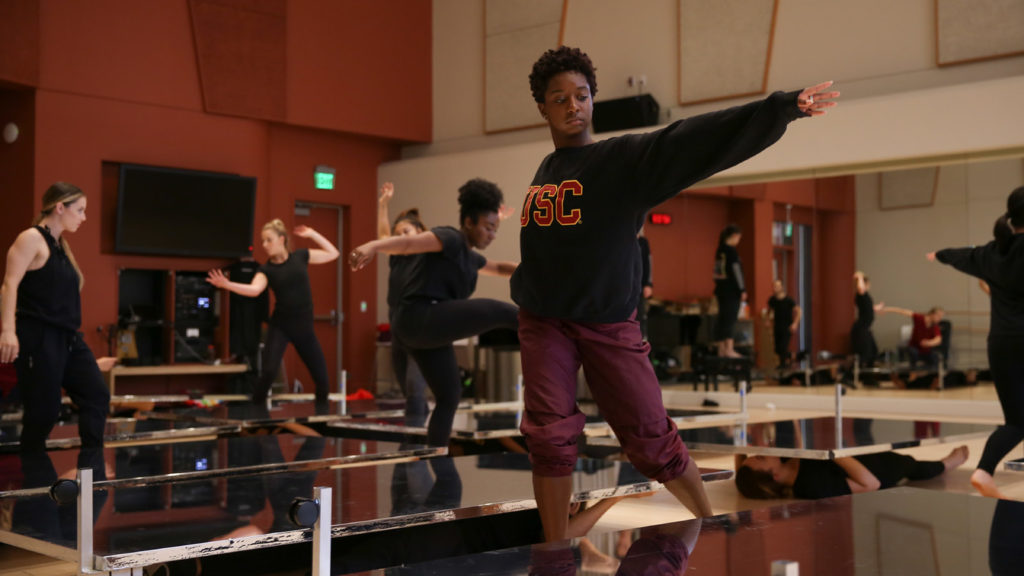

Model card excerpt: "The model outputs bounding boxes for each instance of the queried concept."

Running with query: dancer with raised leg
[207,219,339,407]
[929,185,1024,498]
[513,45,838,541]
[349,178,519,447]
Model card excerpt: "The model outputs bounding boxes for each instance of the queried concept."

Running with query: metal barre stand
[65,469,332,575]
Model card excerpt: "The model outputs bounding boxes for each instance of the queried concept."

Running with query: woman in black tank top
[0,182,111,487]
[207,219,340,406]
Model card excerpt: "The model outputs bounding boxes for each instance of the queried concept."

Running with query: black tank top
[16,226,82,332]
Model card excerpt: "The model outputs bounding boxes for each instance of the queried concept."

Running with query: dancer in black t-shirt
[713,225,746,358]
[0,183,110,487]
[377,181,430,424]
[929,185,1024,499]
[851,271,884,368]
[765,279,801,369]
[350,178,519,447]
[735,447,968,499]
[208,219,339,405]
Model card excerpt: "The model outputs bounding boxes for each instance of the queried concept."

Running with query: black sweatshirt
[936,235,1024,338]
[512,90,806,322]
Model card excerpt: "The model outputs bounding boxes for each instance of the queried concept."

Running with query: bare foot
[971,469,1008,499]
[890,373,906,389]
[942,446,969,471]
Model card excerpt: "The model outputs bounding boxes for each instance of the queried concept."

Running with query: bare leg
[971,468,1008,499]
[534,473,573,542]
[662,457,714,517]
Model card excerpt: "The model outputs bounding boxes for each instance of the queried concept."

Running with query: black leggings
[254,318,329,403]
[715,292,741,342]
[857,452,945,488]
[15,319,109,485]
[392,298,518,446]
[850,323,878,366]
[977,336,1024,475]
[391,337,429,426]
[773,330,791,367]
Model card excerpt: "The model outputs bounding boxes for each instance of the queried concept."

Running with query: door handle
[314,310,340,326]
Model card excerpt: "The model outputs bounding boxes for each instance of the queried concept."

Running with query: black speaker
[592,94,660,133]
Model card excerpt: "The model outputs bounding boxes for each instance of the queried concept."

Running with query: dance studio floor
[2,382,1021,575]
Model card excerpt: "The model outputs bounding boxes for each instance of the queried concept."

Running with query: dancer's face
[773,280,785,297]
[463,212,499,250]
[57,197,88,233]
[260,229,286,257]
[393,220,420,237]
[742,455,783,481]
[538,71,593,147]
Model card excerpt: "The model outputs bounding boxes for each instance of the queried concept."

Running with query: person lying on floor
[733,446,968,499]
[891,368,979,390]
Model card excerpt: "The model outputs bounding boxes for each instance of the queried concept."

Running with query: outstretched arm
[294,225,340,264]
[207,269,268,298]
[930,247,986,280]
[480,259,518,278]
[835,457,881,493]
[349,231,443,271]
[377,182,394,240]
[882,306,914,318]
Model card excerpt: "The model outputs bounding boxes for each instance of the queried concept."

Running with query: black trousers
[254,317,329,403]
[859,452,945,488]
[773,329,791,367]
[850,322,878,366]
[14,318,109,485]
[390,334,429,426]
[714,292,741,342]
[392,298,518,446]
[978,336,1024,475]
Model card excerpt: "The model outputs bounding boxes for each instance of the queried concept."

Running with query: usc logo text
[520,180,583,227]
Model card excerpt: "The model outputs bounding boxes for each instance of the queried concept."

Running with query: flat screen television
[115,164,256,258]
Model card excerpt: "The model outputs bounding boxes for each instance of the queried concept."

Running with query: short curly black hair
[529,46,598,104]
[458,178,504,225]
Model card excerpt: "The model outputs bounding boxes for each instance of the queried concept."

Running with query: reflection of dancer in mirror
[377,182,431,424]
[713,224,745,358]
[349,179,519,447]
[207,220,339,406]
[851,271,884,368]
[0,183,111,488]
[929,185,1024,498]
[735,447,968,499]
[765,279,801,369]
[513,44,838,541]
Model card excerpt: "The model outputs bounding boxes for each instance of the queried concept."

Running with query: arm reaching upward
[294,225,340,264]
[377,182,394,240]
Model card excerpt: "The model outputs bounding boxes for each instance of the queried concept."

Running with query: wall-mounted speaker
[593,94,660,133]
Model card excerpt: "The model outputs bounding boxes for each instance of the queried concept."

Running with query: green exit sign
[314,165,335,190]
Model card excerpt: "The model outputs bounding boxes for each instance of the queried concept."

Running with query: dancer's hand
[497,203,516,221]
[379,182,394,205]
[293,225,316,238]
[206,268,230,288]
[96,356,118,372]
[349,243,376,271]
[874,301,885,312]
[797,81,839,116]
[0,330,18,364]
[925,252,937,262]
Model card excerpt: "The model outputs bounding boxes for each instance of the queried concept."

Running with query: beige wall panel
[878,167,938,210]
[678,0,775,104]
[937,0,1024,65]
[485,0,563,35]
[485,23,560,132]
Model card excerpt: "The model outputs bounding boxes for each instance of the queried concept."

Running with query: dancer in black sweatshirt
[930,185,1024,498]
[513,45,838,541]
